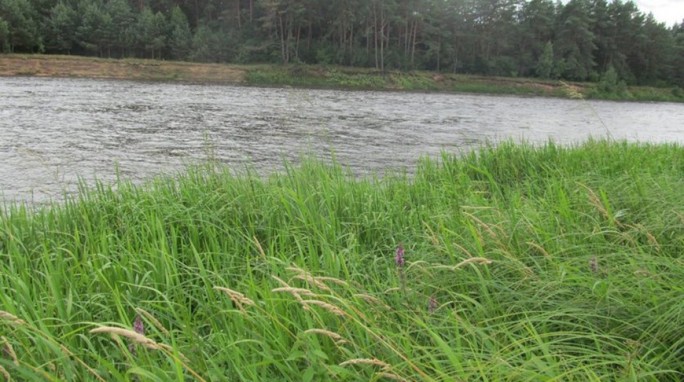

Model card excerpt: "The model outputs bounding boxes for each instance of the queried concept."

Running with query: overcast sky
[634,0,683,26]
[559,0,682,27]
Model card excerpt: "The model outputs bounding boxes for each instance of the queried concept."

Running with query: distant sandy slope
[0,54,247,83]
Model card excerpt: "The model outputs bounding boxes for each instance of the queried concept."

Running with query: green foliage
[1,141,684,380]
[245,65,389,89]
[536,41,554,79]
[0,0,681,86]
[168,6,191,60]
[673,86,683,98]
[0,17,9,52]
[190,25,237,63]
[105,0,134,57]
[597,65,626,94]
[554,0,596,81]
[518,0,556,76]
[0,0,42,52]
[76,0,108,54]
[134,7,167,59]
[325,68,388,88]
[45,3,77,53]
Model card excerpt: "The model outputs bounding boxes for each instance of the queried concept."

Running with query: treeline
[1,0,684,86]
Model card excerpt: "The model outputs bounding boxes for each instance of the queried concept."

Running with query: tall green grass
[1,140,683,381]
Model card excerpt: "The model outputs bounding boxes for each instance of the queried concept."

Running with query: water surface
[2,77,683,205]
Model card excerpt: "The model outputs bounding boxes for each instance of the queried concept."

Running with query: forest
[1,0,683,87]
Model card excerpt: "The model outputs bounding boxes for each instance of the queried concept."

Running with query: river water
[2,76,684,205]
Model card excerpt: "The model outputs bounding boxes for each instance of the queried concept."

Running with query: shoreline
[2,54,683,102]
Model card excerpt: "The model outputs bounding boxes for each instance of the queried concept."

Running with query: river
[2,76,683,205]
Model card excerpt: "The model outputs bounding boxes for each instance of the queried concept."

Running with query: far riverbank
[2,54,683,102]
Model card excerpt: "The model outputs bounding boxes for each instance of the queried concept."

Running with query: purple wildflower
[589,256,598,274]
[129,315,145,356]
[395,245,405,267]
[133,315,145,335]
[428,295,438,314]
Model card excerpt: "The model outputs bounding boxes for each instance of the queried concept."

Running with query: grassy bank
[2,54,683,102]
[246,65,684,102]
[1,141,684,380]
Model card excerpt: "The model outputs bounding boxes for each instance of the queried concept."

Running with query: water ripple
[1,76,683,205]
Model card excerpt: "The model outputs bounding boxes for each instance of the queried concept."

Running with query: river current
[2,76,683,205]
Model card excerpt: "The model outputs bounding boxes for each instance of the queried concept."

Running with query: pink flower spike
[129,315,145,356]
[428,295,438,313]
[133,315,144,335]
[395,245,405,267]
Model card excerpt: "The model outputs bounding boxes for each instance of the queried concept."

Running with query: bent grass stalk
[1,337,18,366]
[213,286,256,312]
[90,326,203,382]
[0,311,26,326]
[339,357,392,370]
[302,328,347,345]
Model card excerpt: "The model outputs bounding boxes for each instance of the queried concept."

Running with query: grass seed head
[340,358,391,370]
[285,265,344,291]
[1,337,18,366]
[214,286,255,311]
[0,311,25,326]
[303,328,347,344]
[272,275,291,288]
[272,287,315,296]
[90,326,172,352]
[313,276,349,287]
[0,365,10,381]
[300,300,346,316]
[455,257,492,268]
[292,274,332,291]
[353,293,391,310]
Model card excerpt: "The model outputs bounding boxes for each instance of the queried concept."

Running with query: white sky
[559,0,683,27]
[634,0,683,26]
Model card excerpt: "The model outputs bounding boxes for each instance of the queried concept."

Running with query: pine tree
[554,0,596,80]
[0,17,9,52]
[168,6,192,60]
[536,41,554,78]
[46,2,77,53]
[0,0,43,52]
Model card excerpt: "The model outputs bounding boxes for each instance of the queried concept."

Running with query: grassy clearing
[1,140,684,381]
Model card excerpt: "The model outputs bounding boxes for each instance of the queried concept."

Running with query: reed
[0,140,683,380]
